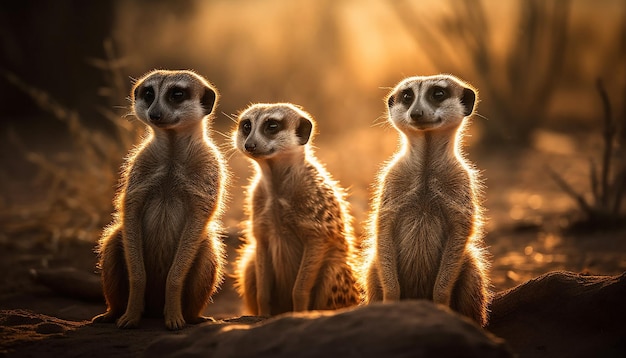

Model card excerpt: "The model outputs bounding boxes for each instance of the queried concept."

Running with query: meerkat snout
[149,111,161,121]
[244,141,257,153]
[410,109,424,121]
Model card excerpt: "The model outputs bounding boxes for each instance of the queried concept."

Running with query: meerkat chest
[252,185,305,275]
[386,158,469,211]
[143,168,187,234]
[127,154,199,247]
[383,164,467,248]
[258,193,305,245]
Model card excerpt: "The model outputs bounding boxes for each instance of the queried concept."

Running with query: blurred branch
[0,69,74,125]
[613,169,625,215]
[589,158,599,203]
[596,79,614,209]
[530,1,570,112]
[86,38,137,150]
[546,165,592,216]
[0,69,102,163]
[387,1,445,68]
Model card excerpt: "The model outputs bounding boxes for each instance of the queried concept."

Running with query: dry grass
[0,41,139,250]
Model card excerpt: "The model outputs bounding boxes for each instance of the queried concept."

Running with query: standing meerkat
[233,103,361,315]
[92,69,228,330]
[364,74,490,326]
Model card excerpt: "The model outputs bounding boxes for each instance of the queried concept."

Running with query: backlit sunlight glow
[2,0,624,303]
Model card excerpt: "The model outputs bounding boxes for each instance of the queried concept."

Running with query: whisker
[214,130,232,140]
[473,112,489,121]
[222,145,240,162]
[371,114,390,128]
[222,112,238,123]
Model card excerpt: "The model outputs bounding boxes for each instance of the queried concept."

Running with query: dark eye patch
[431,86,449,102]
[400,89,414,106]
[240,119,252,136]
[140,86,155,105]
[264,118,282,135]
[169,86,189,103]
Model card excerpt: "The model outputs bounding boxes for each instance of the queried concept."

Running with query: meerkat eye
[169,87,188,103]
[264,119,282,135]
[240,119,252,136]
[431,86,449,102]
[400,89,414,105]
[142,86,155,104]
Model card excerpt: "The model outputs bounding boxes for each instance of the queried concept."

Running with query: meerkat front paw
[116,311,141,329]
[165,315,186,330]
[164,305,186,330]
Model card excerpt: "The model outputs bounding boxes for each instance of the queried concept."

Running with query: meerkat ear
[201,87,217,116]
[461,87,476,117]
[296,117,313,145]
[387,93,395,108]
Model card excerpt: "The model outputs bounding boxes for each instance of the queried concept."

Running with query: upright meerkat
[92,70,228,330]
[233,103,361,315]
[364,74,490,326]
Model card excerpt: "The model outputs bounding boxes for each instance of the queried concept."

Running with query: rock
[487,271,626,357]
[0,309,82,351]
[145,300,512,358]
[30,267,103,302]
[34,322,67,334]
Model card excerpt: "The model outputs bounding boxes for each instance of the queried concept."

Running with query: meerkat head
[386,74,477,133]
[131,70,218,130]
[234,103,314,160]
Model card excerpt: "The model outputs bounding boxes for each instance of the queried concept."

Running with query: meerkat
[363,74,490,326]
[91,69,228,330]
[233,103,361,316]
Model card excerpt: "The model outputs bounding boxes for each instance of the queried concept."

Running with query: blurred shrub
[390,0,571,146]
[548,79,626,230]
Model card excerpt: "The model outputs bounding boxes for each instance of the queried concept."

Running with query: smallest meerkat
[233,103,362,316]
[364,74,490,326]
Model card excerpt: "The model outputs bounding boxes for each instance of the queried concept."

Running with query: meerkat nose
[149,111,162,121]
[410,109,424,121]
[244,142,257,153]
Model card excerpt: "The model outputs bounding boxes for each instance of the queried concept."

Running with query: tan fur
[233,103,361,315]
[92,70,228,330]
[363,75,491,326]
